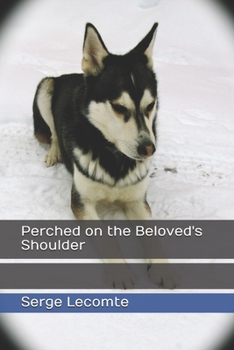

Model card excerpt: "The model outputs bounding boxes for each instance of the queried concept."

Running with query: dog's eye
[146,101,155,113]
[111,103,128,115]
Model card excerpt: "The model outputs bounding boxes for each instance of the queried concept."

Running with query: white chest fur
[73,163,149,204]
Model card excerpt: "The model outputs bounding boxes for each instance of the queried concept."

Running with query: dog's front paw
[44,144,62,167]
[147,264,179,289]
[105,264,137,289]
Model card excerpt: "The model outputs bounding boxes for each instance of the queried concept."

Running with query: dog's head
[82,23,158,161]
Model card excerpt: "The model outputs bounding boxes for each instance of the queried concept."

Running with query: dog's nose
[137,141,155,159]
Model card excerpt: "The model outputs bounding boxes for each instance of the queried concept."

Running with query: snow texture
[0,0,234,349]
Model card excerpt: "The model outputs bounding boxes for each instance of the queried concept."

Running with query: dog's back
[33,73,84,171]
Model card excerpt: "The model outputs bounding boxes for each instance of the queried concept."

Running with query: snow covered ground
[0,0,234,349]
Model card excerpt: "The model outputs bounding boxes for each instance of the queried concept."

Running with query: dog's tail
[33,78,54,144]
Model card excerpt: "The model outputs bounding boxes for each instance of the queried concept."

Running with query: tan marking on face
[110,103,128,119]
[110,92,135,121]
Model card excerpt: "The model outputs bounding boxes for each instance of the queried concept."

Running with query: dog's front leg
[123,199,152,220]
[71,184,136,289]
[103,260,137,289]
[124,199,179,289]
[143,238,179,289]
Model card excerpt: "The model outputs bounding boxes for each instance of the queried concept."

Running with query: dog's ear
[132,23,158,69]
[82,23,109,76]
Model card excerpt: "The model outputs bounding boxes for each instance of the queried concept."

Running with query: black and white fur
[33,23,178,289]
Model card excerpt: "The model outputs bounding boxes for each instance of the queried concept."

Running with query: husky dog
[33,23,178,288]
